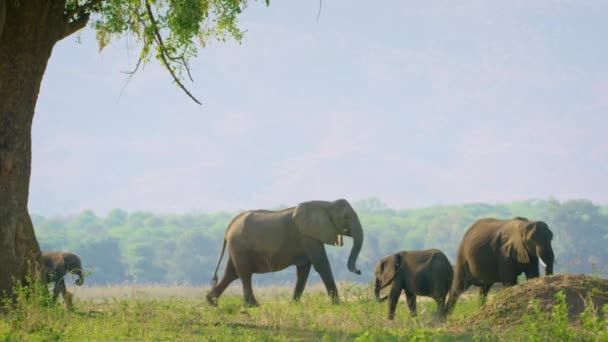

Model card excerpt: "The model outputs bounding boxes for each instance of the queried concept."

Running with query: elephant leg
[51,279,64,302]
[312,260,339,303]
[303,239,339,303]
[500,264,520,287]
[524,260,540,280]
[503,277,518,287]
[502,268,519,287]
[479,284,492,306]
[64,290,74,310]
[54,278,66,304]
[434,296,447,322]
[239,272,259,307]
[293,263,312,301]
[406,291,417,317]
[446,265,471,314]
[387,283,402,320]
[50,283,59,302]
[206,259,238,306]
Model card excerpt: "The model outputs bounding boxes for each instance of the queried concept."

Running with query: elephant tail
[210,238,227,289]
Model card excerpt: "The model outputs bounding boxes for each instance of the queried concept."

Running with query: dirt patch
[468,274,608,327]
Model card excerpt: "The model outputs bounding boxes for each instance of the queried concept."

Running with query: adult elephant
[206,199,364,306]
[42,252,84,308]
[446,217,554,313]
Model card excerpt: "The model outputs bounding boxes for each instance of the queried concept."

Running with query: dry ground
[468,274,608,327]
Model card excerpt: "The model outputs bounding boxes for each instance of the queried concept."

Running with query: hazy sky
[31,1,608,215]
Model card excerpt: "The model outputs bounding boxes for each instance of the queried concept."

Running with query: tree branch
[123,54,144,78]
[316,0,322,22]
[60,12,90,40]
[118,50,145,101]
[65,0,104,21]
[166,55,194,82]
[144,0,202,105]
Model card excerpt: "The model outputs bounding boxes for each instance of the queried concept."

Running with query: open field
[2,275,608,341]
[72,282,437,301]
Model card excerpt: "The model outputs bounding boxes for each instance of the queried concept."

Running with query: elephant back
[429,250,454,283]
[227,209,298,256]
[403,249,453,295]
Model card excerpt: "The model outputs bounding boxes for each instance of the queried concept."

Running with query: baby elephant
[42,252,84,309]
[374,249,453,321]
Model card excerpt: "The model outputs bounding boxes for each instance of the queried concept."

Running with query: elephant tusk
[538,257,547,268]
[334,234,344,246]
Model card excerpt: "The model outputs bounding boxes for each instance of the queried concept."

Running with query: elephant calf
[42,251,84,309]
[374,249,453,321]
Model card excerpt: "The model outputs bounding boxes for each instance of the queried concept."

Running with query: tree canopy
[86,0,267,103]
[0,0,268,298]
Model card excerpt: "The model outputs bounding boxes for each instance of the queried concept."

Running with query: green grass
[1,283,607,341]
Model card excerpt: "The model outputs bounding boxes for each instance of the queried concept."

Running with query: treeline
[33,198,608,285]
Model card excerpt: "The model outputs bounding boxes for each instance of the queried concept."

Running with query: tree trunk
[0,0,67,299]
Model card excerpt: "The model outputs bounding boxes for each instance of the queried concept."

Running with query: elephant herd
[371,216,554,321]
[205,199,555,322]
[41,198,555,322]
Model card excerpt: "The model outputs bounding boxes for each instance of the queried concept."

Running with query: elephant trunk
[346,217,363,275]
[374,278,388,302]
[75,269,84,286]
[536,245,554,276]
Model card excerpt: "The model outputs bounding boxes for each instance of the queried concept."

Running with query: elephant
[446,217,554,313]
[42,251,84,308]
[374,249,453,321]
[206,199,364,307]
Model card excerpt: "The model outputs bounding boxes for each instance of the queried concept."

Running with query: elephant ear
[501,221,531,264]
[292,201,340,245]
[379,253,402,288]
[532,221,553,241]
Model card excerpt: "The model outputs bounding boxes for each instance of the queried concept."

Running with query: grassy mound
[470,274,608,327]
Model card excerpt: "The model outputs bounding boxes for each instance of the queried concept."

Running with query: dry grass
[3,282,460,341]
[4,275,607,341]
[72,282,334,302]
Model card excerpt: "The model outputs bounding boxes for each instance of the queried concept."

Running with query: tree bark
[0,0,6,39]
[0,0,68,299]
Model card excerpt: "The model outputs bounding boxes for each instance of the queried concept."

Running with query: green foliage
[1,278,65,341]
[33,198,608,284]
[0,283,435,340]
[517,291,608,341]
[86,0,263,88]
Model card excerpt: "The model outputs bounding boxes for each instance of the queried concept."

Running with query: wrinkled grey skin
[374,249,453,321]
[206,199,364,307]
[42,252,84,308]
[446,217,554,313]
